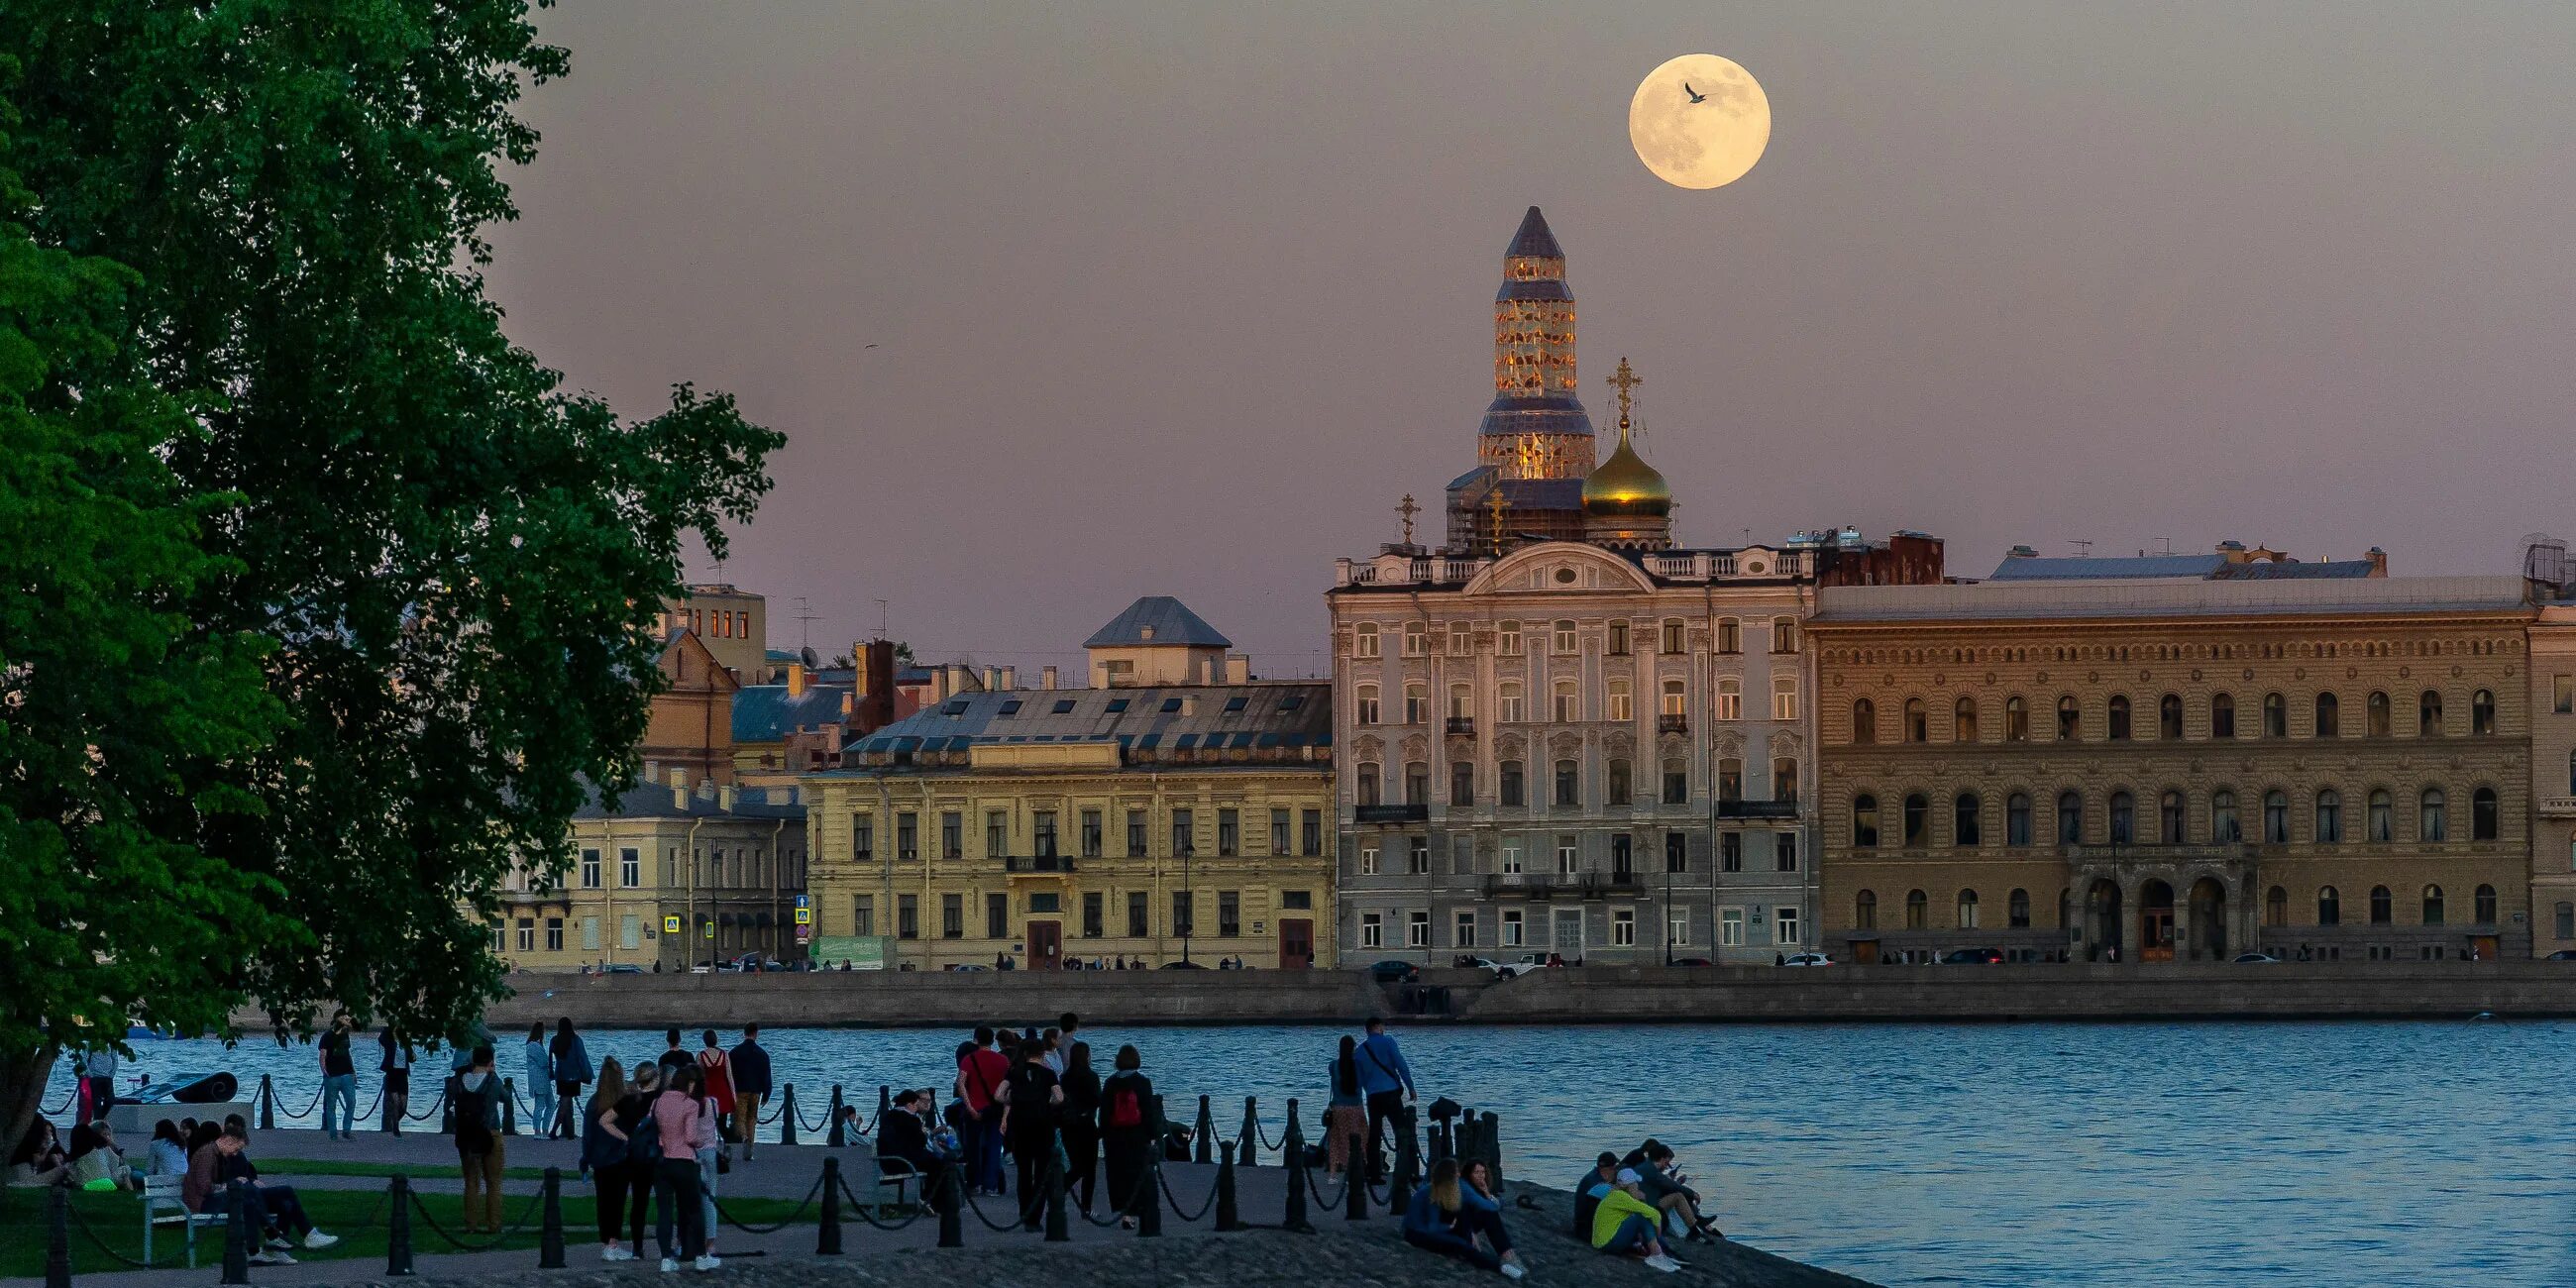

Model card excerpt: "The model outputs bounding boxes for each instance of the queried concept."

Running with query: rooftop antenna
[2069,539,2093,558]
[2152,536,2175,557]
[872,598,890,641]
[791,596,820,651]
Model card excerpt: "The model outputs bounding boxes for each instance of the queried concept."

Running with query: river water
[46,1020,2573,1286]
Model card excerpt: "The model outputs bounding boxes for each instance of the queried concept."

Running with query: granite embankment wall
[407,961,2576,1029]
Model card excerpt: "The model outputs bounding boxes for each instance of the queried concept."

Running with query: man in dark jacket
[1622,1139,1719,1239]
[730,1025,773,1157]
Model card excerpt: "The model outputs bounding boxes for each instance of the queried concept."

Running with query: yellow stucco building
[804,598,1337,971]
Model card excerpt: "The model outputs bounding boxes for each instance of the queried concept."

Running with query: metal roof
[574,782,805,821]
[731,684,852,743]
[1504,205,1562,260]
[1082,595,1233,649]
[1815,576,2532,624]
[1987,554,2227,581]
[835,682,1332,766]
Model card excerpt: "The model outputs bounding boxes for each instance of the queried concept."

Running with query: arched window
[2056,696,2081,740]
[2367,691,2391,737]
[1660,679,1686,717]
[1552,679,1577,722]
[1498,683,1525,723]
[2419,690,2443,736]
[1355,684,1380,724]
[1499,761,1526,806]
[2159,694,2184,739]
[2006,793,2032,846]
[1355,762,1382,806]
[2008,888,2031,928]
[1957,889,1982,929]
[1553,759,1579,807]
[2107,696,2132,741]
[1903,698,1928,742]
[2314,790,2342,843]
[1552,619,1577,655]
[2475,884,2498,924]
[2003,697,2029,742]
[2056,791,2083,844]
[1852,698,1877,743]
[2472,689,2495,735]
[1954,696,1978,742]
[2472,787,2499,840]
[2317,885,2341,925]
[1902,793,1929,847]
[2211,693,2237,739]
[2265,886,2288,927]
[2108,791,2135,844]
[1854,890,1878,930]
[1354,622,1380,658]
[1448,683,1473,720]
[1771,677,1799,721]
[2211,790,2241,842]
[1605,759,1631,805]
[1772,758,1798,805]
[2418,788,2447,842]
[2313,693,2339,738]
[1403,682,1428,724]
[2160,790,2187,842]
[1904,889,1928,930]
[2263,790,2290,844]
[1954,793,1983,846]
[2369,885,2393,925]
[1852,795,1880,848]
[2262,693,2288,738]
[2368,789,2394,841]
[1606,678,1633,723]
[1714,677,1742,721]
[1403,761,1430,805]
[2421,884,2445,926]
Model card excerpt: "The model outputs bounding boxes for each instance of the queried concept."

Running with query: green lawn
[0,1185,819,1278]
[264,1156,554,1182]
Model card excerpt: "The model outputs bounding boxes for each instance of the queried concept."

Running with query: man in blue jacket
[730,1025,773,1157]
[1355,1018,1415,1183]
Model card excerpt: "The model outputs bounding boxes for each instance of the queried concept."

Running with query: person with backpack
[1003,1037,1064,1231]
[450,1044,506,1234]
[580,1058,641,1262]
[1356,1019,1417,1183]
[694,1029,736,1145]
[652,1064,717,1271]
[603,1063,663,1257]
[1097,1044,1155,1231]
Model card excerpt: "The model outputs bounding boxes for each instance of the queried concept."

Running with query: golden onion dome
[1582,413,1671,518]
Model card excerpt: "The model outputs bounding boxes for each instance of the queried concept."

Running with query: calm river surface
[49,1020,2574,1286]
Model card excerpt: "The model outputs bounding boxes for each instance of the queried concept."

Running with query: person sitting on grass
[1590,1167,1682,1273]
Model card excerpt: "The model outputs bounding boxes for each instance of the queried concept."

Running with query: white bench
[141,1173,225,1268]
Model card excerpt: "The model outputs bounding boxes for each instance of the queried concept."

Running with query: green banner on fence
[809,935,891,971]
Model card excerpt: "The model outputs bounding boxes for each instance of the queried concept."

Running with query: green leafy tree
[0,0,783,1133]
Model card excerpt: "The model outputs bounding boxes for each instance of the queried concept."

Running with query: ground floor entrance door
[1851,938,1880,965]
[1279,918,1314,969]
[2473,934,2499,960]
[2139,880,2176,962]
[1552,908,1583,957]
[1027,919,1061,970]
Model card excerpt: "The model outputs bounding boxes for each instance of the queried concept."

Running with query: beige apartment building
[494,782,809,971]
[2528,601,2576,954]
[1809,576,2539,965]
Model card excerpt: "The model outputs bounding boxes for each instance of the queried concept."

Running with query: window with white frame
[1356,684,1380,724]
[1608,679,1633,722]
[1355,622,1380,658]
[1360,844,1380,876]
[1556,835,1579,875]
[1771,677,1800,721]
[1449,621,1472,655]
[1453,910,1476,948]
[580,848,601,889]
[1714,678,1742,721]
[1498,621,1522,655]
[1774,905,1802,945]
[1404,621,1428,657]
[1360,912,1383,948]
[1554,680,1578,722]
[1406,911,1430,947]
[1501,909,1525,946]
[1771,617,1800,653]
[1500,839,1525,874]
[1553,619,1578,655]
[1611,908,1637,946]
[1449,683,1473,720]
[1668,912,1689,947]
[1662,679,1687,716]
[1499,684,1525,723]
[1720,908,1745,946]
[1404,683,1428,724]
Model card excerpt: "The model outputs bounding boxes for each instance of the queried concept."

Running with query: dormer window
[1160,698,1183,713]
[998,699,1022,715]
[1224,695,1247,713]
[942,700,968,715]
[1106,698,1130,713]
[1052,698,1076,714]
[1278,693,1306,711]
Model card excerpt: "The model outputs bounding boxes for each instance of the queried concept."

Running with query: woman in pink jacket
[652,1065,718,1271]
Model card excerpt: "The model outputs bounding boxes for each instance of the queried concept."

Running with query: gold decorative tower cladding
[1478,206,1596,482]
[1581,357,1674,550]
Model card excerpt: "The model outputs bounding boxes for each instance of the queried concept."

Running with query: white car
[1780,952,1835,967]
[1463,956,1539,980]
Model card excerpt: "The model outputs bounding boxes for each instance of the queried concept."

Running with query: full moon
[1628,54,1771,190]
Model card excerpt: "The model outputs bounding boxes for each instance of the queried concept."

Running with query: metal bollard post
[1137,1160,1163,1238]
[817,1156,844,1255]
[381,1078,399,1134]
[439,1076,456,1134]
[779,1084,800,1147]
[1238,1096,1259,1168]
[1344,1148,1368,1221]
[45,1185,70,1288]
[1281,1109,1312,1234]
[1484,1112,1504,1191]
[258,1074,276,1130]
[386,1174,415,1276]
[1215,1139,1242,1233]
[501,1077,518,1136]
[538,1166,565,1268]
[826,1085,846,1146]
[220,1180,253,1285]
[1392,1106,1420,1203]
[1194,1095,1214,1164]
[937,1164,964,1248]
[1043,1143,1070,1242]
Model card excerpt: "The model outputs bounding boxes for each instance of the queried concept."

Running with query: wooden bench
[141,1173,225,1268]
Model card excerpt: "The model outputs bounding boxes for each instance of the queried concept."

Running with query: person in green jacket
[1590,1169,1683,1272]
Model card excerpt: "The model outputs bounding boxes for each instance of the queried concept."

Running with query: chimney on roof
[673,782,689,810]
[1041,665,1059,690]
[717,783,736,810]
[945,663,970,698]
[857,640,896,733]
[1225,655,1250,683]
[787,662,806,697]
[2367,547,2389,577]
[1000,666,1017,691]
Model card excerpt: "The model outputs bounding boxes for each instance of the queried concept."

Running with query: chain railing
[711,1172,823,1234]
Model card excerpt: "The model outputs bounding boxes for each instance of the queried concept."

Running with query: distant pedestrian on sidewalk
[656,1028,693,1084]
[317,1013,358,1139]
[451,1044,506,1234]
[377,1024,413,1135]
[549,1018,593,1139]
[524,1022,555,1143]
[1356,1019,1417,1183]
[1098,1044,1155,1231]
[1325,1034,1366,1176]
[730,1025,772,1156]
[79,1046,119,1127]
[653,1064,717,1272]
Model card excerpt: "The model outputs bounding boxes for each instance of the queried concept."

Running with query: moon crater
[1629,54,1771,190]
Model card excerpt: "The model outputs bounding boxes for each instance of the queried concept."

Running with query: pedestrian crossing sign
[794,908,812,925]
[663,914,682,934]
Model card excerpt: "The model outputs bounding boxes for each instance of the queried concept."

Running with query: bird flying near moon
[1629,54,1770,190]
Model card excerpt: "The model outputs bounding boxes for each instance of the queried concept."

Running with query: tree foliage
[0,0,783,1129]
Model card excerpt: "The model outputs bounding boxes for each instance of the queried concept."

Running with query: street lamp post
[1181,844,1194,966]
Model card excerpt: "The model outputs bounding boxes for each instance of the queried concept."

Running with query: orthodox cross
[1607,356,1643,425]
[1397,493,1420,546]
[1485,482,1510,553]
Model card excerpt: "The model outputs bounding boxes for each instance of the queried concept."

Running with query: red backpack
[1107,1082,1144,1129]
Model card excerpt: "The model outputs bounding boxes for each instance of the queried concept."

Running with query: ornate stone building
[2526,599,2576,955]
[1808,577,2539,965]
[497,782,808,972]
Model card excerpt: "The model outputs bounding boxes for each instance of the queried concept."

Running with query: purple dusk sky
[485,2,2574,679]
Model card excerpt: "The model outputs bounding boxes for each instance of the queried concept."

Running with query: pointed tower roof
[1504,206,1563,260]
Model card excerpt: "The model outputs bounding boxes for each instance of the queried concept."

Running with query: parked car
[1939,947,2006,965]
[599,963,645,975]
[1461,956,1538,980]
[2546,950,2576,961]
[1780,952,1835,967]
[1366,959,1421,984]
[1158,960,1210,970]
[1671,956,1716,968]
[945,963,991,973]
[2232,951,2283,964]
